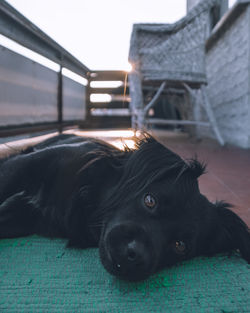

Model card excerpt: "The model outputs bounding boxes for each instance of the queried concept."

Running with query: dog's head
[98,136,250,281]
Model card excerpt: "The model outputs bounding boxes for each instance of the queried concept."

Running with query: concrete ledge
[206,0,250,50]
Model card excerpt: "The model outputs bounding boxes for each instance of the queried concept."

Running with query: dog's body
[0,134,249,281]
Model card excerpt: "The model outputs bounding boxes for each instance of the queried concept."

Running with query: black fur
[0,134,249,281]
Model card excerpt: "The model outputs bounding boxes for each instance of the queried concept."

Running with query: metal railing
[0,0,90,137]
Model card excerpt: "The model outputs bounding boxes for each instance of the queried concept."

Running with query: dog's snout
[107,228,147,266]
[110,234,150,274]
[100,223,158,281]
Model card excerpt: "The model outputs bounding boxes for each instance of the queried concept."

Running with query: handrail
[0,0,90,77]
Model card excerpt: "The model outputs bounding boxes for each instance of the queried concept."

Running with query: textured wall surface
[204,7,250,148]
[0,236,249,313]
[187,0,202,12]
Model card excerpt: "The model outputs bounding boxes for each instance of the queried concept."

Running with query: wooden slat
[89,71,128,81]
[147,118,210,126]
[84,116,131,129]
[90,86,129,95]
[89,102,129,109]
[86,70,131,128]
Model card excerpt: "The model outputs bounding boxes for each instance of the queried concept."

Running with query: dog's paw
[0,191,33,218]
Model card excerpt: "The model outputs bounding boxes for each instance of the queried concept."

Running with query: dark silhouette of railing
[0,0,89,137]
[0,1,131,138]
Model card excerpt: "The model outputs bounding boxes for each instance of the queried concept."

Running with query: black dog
[0,134,249,281]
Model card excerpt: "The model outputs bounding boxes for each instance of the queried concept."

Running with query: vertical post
[85,71,92,128]
[57,64,63,133]
[128,70,144,130]
[193,89,202,140]
[201,84,224,146]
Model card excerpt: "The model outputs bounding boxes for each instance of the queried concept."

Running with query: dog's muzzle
[99,223,157,281]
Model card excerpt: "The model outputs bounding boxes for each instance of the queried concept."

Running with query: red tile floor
[155,130,250,226]
[0,129,249,226]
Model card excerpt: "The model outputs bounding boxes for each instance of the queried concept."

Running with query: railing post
[57,64,63,133]
[85,71,92,127]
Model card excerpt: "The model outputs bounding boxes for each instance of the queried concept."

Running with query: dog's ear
[187,159,206,179]
[207,201,250,263]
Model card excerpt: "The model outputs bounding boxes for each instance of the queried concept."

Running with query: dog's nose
[125,240,143,263]
[101,223,156,280]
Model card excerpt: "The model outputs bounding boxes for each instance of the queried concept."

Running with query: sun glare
[123,62,133,72]
[111,139,136,150]
[72,130,135,138]
[64,129,143,151]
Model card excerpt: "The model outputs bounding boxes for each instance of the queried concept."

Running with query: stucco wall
[204,7,250,148]
[187,0,201,12]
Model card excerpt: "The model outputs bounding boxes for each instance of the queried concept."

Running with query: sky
[5,0,237,72]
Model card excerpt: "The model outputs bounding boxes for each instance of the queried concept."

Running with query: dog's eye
[144,194,157,210]
[174,240,186,254]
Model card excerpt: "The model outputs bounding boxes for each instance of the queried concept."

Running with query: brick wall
[204,7,250,148]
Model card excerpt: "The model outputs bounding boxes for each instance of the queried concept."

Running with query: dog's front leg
[0,191,37,238]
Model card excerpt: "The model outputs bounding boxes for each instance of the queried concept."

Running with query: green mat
[0,236,249,313]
